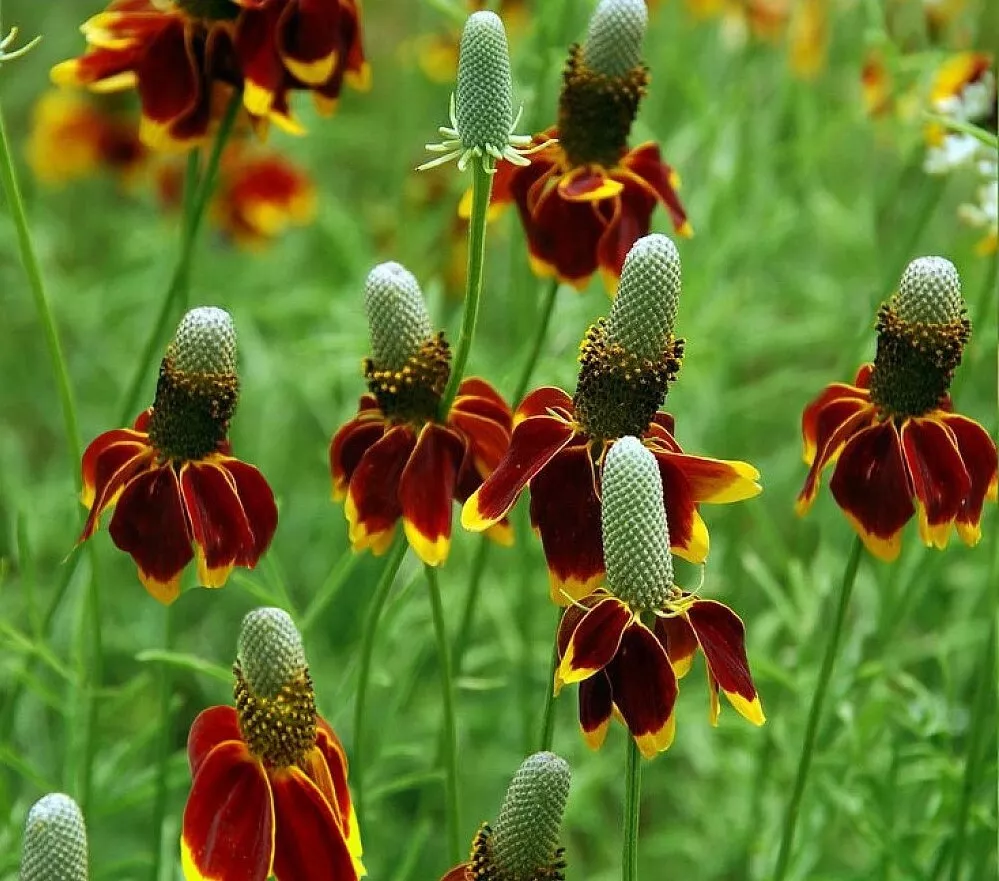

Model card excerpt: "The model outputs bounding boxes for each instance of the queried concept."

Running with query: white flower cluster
[923,67,995,174]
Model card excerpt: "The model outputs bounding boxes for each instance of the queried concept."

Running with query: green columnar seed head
[602,436,673,610]
[582,0,648,77]
[237,608,307,700]
[364,262,434,371]
[20,793,88,881]
[894,256,964,324]
[171,306,237,375]
[605,234,682,360]
[455,11,514,153]
[490,752,571,881]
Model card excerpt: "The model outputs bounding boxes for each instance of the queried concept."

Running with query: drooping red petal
[799,379,871,465]
[135,19,203,147]
[555,597,632,689]
[606,622,678,758]
[456,377,510,413]
[398,423,465,566]
[529,182,608,288]
[461,414,576,531]
[900,416,971,549]
[221,458,279,565]
[108,465,193,603]
[513,386,574,424]
[596,170,657,285]
[578,671,614,751]
[528,443,605,604]
[235,2,286,116]
[270,767,358,881]
[276,0,341,85]
[181,741,274,881]
[448,388,512,478]
[344,425,417,556]
[686,600,764,725]
[621,142,691,236]
[830,420,914,561]
[557,166,624,202]
[315,718,360,861]
[329,412,386,499]
[188,705,243,778]
[79,434,155,537]
[556,593,604,656]
[653,614,699,678]
[940,412,999,545]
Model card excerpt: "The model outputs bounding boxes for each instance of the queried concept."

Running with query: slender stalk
[438,160,494,419]
[116,90,243,424]
[353,539,409,825]
[424,565,462,866]
[537,641,559,752]
[78,550,102,817]
[149,606,175,881]
[773,535,864,881]
[511,277,560,406]
[622,738,642,881]
[451,539,492,675]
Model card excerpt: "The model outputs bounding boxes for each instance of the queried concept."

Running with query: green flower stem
[773,535,864,881]
[451,538,492,674]
[438,159,494,420]
[537,642,559,752]
[511,277,560,406]
[149,605,176,881]
[116,89,243,425]
[922,111,998,150]
[622,737,642,881]
[353,539,409,826]
[424,565,462,866]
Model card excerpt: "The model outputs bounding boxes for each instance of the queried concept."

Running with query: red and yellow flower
[80,307,277,603]
[556,588,763,756]
[797,257,997,561]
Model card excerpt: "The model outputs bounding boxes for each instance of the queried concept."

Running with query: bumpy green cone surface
[490,752,571,881]
[582,0,648,77]
[364,262,434,371]
[171,306,237,375]
[602,436,673,610]
[20,793,88,881]
[605,234,682,360]
[455,11,514,153]
[895,256,964,324]
[237,607,307,700]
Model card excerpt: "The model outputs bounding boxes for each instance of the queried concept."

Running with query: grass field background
[0,1,996,879]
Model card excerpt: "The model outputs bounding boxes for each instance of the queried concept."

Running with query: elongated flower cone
[456,11,514,156]
[364,261,435,372]
[237,606,308,700]
[171,305,238,375]
[20,793,88,881]
[582,0,648,77]
[894,255,964,324]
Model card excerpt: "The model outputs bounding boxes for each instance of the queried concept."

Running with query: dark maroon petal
[578,671,614,750]
[940,412,999,545]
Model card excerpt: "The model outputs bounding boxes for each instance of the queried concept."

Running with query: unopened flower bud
[490,752,571,881]
[601,436,673,610]
[894,256,965,324]
[605,234,682,360]
[171,306,237,376]
[455,11,514,158]
[237,607,307,699]
[582,0,648,78]
[364,262,434,371]
[20,793,88,881]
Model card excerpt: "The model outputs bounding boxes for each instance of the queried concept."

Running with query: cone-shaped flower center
[869,256,971,418]
[173,0,239,20]
[363,262,451,424]
[455,11,515,156]
[573,234,684,441]
[234,608,317,768]
[602,436,674,611]
[147,306,239,461]
[557,0,650,168]
[20,793,88,881]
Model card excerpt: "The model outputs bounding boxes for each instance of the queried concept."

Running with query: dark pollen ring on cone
[233,662,318,768]
[465,822,567,881]
[365,332,451,424]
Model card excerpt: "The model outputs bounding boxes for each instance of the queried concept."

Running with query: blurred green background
[0,0,996,879]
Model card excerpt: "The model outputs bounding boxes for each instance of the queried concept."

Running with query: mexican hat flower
[182,608,362,881]
[797,256,997,561]
[441,751,570,881]
[20,793,89,881]
[462,235,760,602]
[486,0,690,290]
[555,436,763,757]
[27,90,148,187]
[329,262,513,566]
[51,0,246,151]
[79,307,278,603]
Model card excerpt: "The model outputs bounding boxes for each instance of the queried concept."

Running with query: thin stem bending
[623,737,642,881]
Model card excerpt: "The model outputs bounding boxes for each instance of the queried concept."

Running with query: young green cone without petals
[171,306,238,376]
[20,793,88,881]
[237,607,307,700]
[894,255,965,324]
[582,0,648,78]
[364,262,434,371]
[601,436,674,611]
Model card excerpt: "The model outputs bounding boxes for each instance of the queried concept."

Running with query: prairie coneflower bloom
[183,608,362,881]
[442,752,570,881]
[330,263,512,566]
[20,793,88,881]
[487,0,690,290]
[556,437,763,757]
[797,257,997,561]
[463,235,760,602]
[80,307,277,603]
[26,90,147,186]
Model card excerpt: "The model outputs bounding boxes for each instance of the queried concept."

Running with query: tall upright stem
[773,535,864,881]
[149,606,175,881]
[425,565,462,865]
[438,160,494,419]
[511,277,560,406]
[537,642,559,752]
[622,738,642,881]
